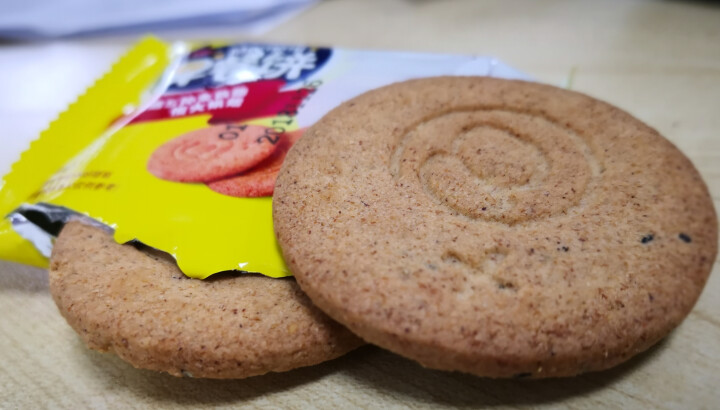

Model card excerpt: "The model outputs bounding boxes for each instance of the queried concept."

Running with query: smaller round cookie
[49,221,362,379]
[147,124,278,183]
[207,128,304,198]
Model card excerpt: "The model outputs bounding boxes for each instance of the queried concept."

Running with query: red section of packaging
[130,80,310,124]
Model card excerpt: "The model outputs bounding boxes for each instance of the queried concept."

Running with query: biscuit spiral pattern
[391,109,599,224]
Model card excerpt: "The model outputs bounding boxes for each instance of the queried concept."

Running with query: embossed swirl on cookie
[390,109,601,225]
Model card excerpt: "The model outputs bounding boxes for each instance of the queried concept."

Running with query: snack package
[0,36,528,279]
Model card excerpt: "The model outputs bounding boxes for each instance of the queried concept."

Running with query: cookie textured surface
[273,77,718,378]
[208,128,304,197]
[147,124,277,183]
[49,221,362,379]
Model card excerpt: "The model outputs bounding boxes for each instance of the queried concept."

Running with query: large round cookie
[273,77,718,378]
[49,221,362,378]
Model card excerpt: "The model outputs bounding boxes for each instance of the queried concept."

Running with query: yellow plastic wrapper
[0,36,527,278]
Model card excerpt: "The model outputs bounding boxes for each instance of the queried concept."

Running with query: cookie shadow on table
[658,0,720,6]
[76,338,355,405]
[0,261,48,293]
[74,333,670,406]
[340,339,671,407]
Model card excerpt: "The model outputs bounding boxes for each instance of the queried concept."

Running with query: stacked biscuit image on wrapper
[0,37,716,379]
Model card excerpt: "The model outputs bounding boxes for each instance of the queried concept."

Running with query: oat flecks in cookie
[49,221,362,379]
[273,76,718,378]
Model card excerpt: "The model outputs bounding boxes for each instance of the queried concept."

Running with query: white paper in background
[0,0,317,39]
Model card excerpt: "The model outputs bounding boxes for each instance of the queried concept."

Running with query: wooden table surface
[1,0,719,408]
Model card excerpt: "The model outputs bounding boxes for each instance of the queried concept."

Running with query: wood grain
[1,0,719,408]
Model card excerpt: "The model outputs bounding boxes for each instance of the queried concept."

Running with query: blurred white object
[0,0,317,39]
